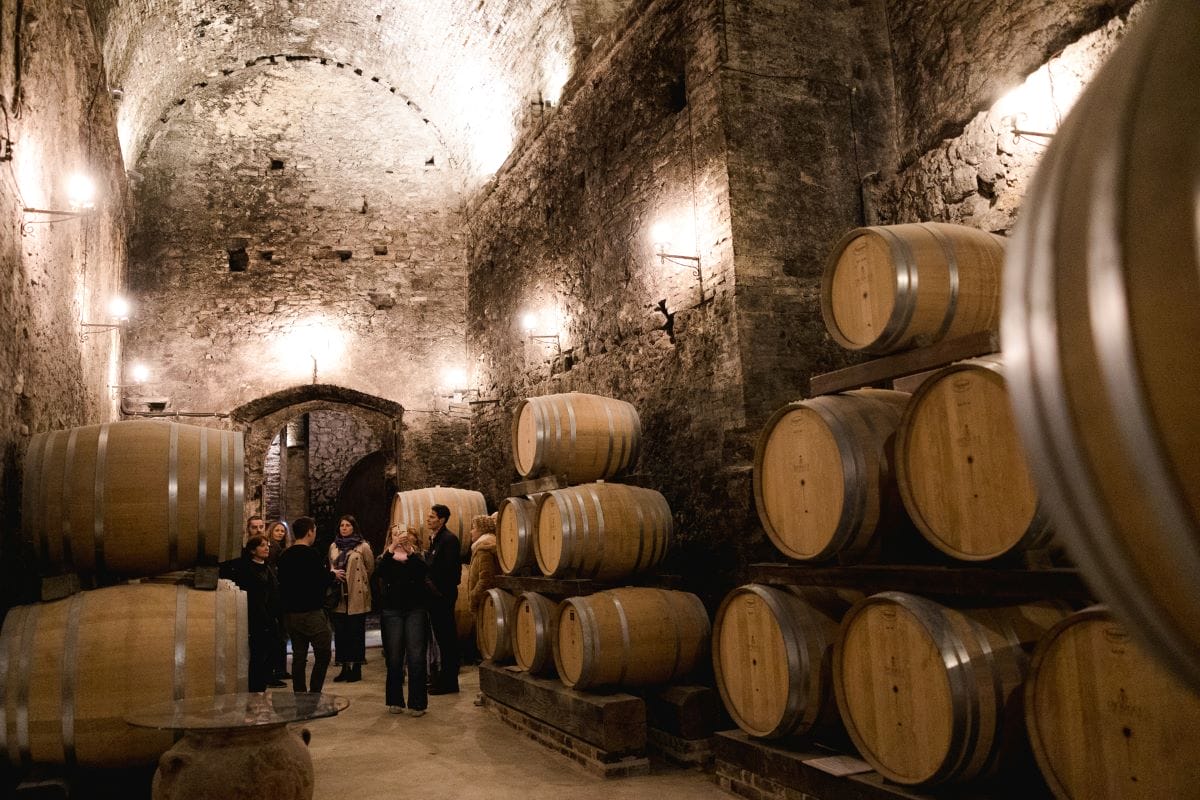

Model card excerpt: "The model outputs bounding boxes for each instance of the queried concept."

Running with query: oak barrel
[21,420,245,577]
[753,389,910,561]
[822,222,1005,354]
[895,356,1052,561]
[1001,0,1200,692]
[534,482,671,580]
[833,592,1066,786]
[0,581,247,768]
[713,585,860,739]
[512,592,558,675]
[555,588,709,690]
[496,496,539,575]
[512,393,641,483]
[1025,607,1200,800]
[475,588,516,663]
[389,486,487,558]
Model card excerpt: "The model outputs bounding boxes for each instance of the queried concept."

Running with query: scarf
[333,534,365,569]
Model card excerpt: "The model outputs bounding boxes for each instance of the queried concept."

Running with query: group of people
[223,504,501,718]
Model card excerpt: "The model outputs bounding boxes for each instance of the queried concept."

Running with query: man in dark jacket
[425,504,461,694]
[276,516,334,693]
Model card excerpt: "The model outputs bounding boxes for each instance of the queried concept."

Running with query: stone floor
[303,653,732,800]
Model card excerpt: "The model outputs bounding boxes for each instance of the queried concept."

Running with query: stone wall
[869,3,1145,231]
[125,60,475,491]
[0,0,130,609]
[467,0,762,602]
[307,409,384,524]
[719,0,898,428]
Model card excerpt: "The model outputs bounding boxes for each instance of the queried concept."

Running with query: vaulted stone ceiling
[88,0,632,186]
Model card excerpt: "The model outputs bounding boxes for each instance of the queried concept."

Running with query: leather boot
[345,663,362,683]
[332,664,350,682]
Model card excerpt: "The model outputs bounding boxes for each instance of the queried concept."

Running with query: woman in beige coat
[466,514,499,614]
[329,514,375,683]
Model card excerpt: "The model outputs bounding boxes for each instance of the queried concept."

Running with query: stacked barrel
[718,222,1095,792]
[481,392,709,693]
[8,419,249,768]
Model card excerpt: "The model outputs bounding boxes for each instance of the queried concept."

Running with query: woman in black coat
[374,525,430,716]
[226,535,285,691]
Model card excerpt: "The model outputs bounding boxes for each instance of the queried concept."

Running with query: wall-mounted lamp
[23,173,98,235]
[521,311,561,354]
[81,296,132,339]
[1001,113,1055,144]
[651,222,704,299]
[108,362,151,391]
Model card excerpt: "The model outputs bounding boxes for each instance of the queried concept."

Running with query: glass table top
[125,692,349,731]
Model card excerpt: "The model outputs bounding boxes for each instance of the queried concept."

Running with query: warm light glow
[66,173,97,211]
[521,312,539,333]
[108,296,131,320]
[651,222,672,250]
[543,54,571,106]
[277,318,347,376]
[130,363,150,383]
[992,57,1089,135]
[444,366,468,389]
[459,61,515,175]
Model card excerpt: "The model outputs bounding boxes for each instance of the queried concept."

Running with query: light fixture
[520,311,561,354]
[651,222,704,299]
[23,173,98,234]
[81,296,132,339]
[1002,113,1055,143]
[108,361,151,390]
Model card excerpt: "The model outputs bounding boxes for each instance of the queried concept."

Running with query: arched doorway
[231,385,403,548]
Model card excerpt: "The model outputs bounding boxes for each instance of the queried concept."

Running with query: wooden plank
[495,575,602,597]
[40,573,81,602]
[488,699,651,778]
[714,731,1042,800]
[478,662,646,753]
[508,474,569,496]
[638,685,727,740]
[806,330,1000,397]
[748,563,1093,602]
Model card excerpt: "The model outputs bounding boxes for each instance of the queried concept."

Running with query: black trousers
[285,610,332,693]
[427,592,459,690]
[331,612,367,665]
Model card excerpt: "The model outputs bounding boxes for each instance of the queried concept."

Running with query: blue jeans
[381,608,428,710]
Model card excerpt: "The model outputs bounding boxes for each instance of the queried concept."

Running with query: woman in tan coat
[329,514,375,683]
[466,514,499,615]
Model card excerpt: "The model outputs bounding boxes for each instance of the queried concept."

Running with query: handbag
[323,581,343,612]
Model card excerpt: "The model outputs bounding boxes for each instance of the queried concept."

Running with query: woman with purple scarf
[328,514,375,682]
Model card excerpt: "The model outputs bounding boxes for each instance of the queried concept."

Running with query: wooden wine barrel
[713,585,861,739]
[1025,607,1200,800]
[821,222,1005,354]
[21,420,245,577]
[512,393,641,484]
[389,486,487,559]
[1002,0,1200,693]
[512,592,558,675]
[833,592,1067,786]
[476,588,516,663]
[555,588,709,690]
[753,389,910,561]
[0,581,247,768]
[895,356,1053,561]
[496,496,539,575]
[534,482,671,581]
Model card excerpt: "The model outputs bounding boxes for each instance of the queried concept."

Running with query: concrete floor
[301,653,732,800]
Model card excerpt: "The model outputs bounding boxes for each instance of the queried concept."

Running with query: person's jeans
[381,608,428,710]
[285,610,332,693]
[331,612,367,665]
